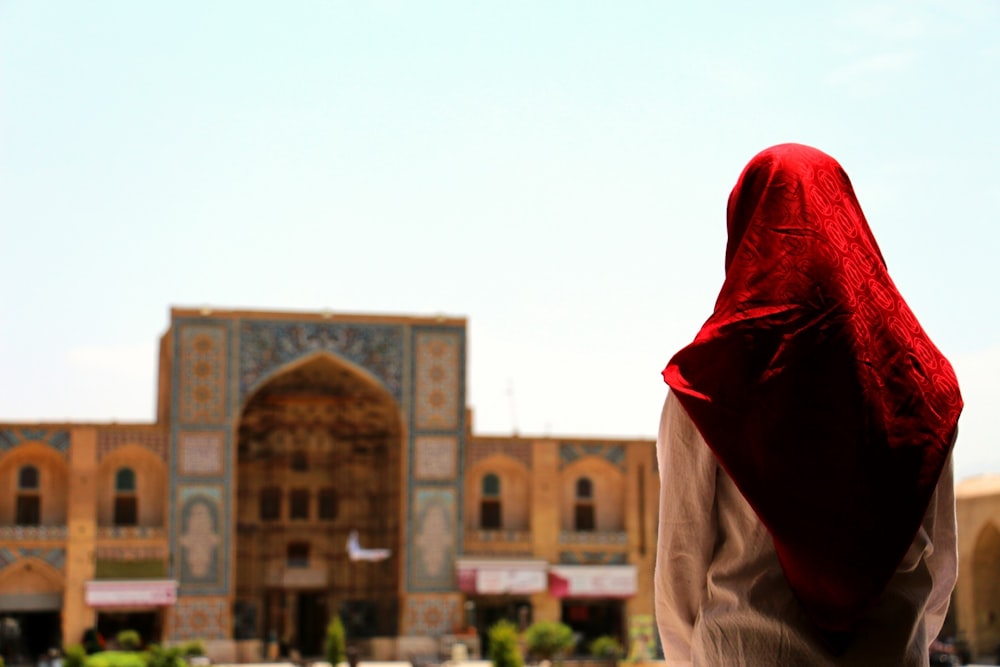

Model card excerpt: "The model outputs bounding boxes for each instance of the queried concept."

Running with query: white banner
[548,565,637,598]
[476,568,547,594]
[85,580,178,607]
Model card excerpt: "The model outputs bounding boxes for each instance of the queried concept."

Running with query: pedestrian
[654,143,963,666]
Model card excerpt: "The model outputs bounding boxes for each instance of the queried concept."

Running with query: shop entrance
[0,612,61,665]
[96,611,161,648]
[561,600,624,652]
[473,597,531,655]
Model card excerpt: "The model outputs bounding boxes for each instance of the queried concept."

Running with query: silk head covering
[662,143,962,634]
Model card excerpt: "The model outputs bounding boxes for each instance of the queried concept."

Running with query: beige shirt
[654,391,956,667]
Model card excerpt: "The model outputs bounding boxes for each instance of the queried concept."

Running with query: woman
[655,144,962,666]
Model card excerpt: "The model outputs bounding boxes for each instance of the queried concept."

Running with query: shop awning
[456,559,548,595]
[548,565,637,599]
[85,580,178,607]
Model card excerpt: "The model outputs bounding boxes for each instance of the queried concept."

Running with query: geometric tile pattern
[178,431,225,476]
[176,485,224,590]
[559,442,626,471]
[0,429,70,457]
[97,429,168,462]
[409,488,457,592]
[170,596,229,640]
[414,331,461,431]
[465,439,531,469]
[414,436,458,481]
[238,321,404,401]
[0,548,66,572]
[178,324,228,425]
[404,595,461,637]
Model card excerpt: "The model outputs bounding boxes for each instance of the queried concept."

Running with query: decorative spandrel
[239,321,404,401]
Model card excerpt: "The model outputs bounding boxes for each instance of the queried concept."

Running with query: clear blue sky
[1,1,997,481]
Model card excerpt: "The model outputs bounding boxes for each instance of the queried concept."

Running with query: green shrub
[180,642,205,658]
[487,620,523,667]
[1,652,5,667]
[524,621,575,661]
[84,651,147,667]
[324,616,346,666]
[64,645,87,667]
[116,630,142,652]
[588,636,624,660]
[142,646,187,667]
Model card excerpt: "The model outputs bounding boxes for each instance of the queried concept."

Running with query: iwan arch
[0,308,660,661]
[162,309,469,650]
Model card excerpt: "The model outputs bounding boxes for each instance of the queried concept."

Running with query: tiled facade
[0,308,658,661]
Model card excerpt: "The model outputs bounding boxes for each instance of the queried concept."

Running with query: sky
[1,1,997,482]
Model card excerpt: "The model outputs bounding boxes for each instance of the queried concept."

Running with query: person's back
[657,392,956,666]
[655,144,962,666]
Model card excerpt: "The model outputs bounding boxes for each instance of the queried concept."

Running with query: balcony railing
[462,529,533,557]
[466,529,531,543]
[96,526,168,540]
[0,525,68,541]
[559,530,628,546]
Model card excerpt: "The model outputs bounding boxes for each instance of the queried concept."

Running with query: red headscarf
[662,143,962,634]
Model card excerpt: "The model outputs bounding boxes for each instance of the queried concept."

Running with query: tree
[324,616,347,666]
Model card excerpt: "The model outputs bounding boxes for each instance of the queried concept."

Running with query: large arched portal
[234,353,402,655]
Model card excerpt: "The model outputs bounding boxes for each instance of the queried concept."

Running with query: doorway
[296,592,327,657]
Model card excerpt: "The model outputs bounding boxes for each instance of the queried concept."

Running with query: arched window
[318,488,338,521]
[481,473,502,530]
[18,466,39,489]
[115,468,136,491]
[260,486,282,521]
[287,541,310,568]
[290,488,310,520]
[16,465,41,525]
[291,450,308,472]
[114,467,138,526]
[574,476,595,531]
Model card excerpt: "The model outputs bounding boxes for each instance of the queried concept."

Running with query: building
[0,308,658,662]
[954,474,1000,659]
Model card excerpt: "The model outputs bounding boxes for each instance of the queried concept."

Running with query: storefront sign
[475,567,547,594]
[85,580,178,607]
[548,565,637,598]
[456,559,548,594]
